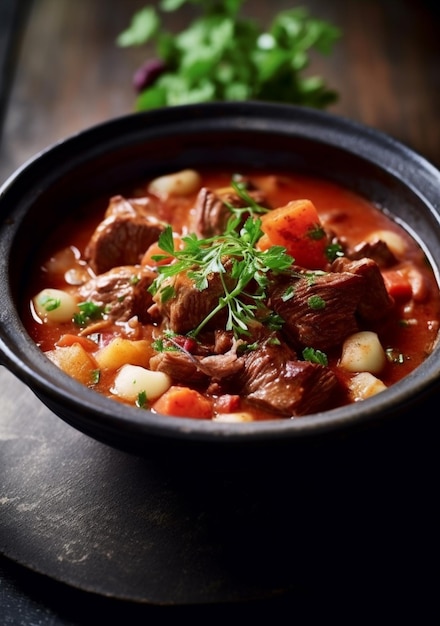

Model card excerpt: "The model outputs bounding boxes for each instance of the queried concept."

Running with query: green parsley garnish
[117,0,340,110]
[90,369,101,385]
[325,242,344,262]
[308,224,326,241]
[136,390,149,408]
[73,301,106,327]
[302,347,328,366]
[41,296,61,312]
[149,216,294,337]
[307,295,326,310]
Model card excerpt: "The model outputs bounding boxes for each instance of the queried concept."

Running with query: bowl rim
[1,101,440,449]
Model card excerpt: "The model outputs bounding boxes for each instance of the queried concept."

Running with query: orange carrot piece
[382,270,413,300]
[259,199,328,269]
[152,386,213,419]
[141,235,182,267]
[56,334,98,351]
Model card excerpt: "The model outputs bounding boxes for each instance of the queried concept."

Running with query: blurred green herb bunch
[117,0,341,111]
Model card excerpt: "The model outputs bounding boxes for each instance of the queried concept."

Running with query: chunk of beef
[152,262,235,334]
[150,343,244,385]
[347,239,397,268]
[85,195,165,274]
[103,194,159,219]
[194,185,270,237]
[78,265,156,323]
[331,257,394,322]
[268,271,363,352]
[239,340,345,416]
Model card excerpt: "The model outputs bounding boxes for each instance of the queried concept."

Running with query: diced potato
[45,344,98,385]
[213,412,254,423]
[95,338,152,370]
[406,267,429,302]
[339,331,386,374]
[148,169,202,197]
[366,230,407,258]
[42,246,78,277]
[349,372,387,401]
[112,364,171,402]
[33,288,79,323]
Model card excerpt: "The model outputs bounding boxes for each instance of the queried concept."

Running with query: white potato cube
[148,169,202,197]
[339,331,386,374]
[112,364,171,402]
[33,288,79,323]
[349,372,387,401]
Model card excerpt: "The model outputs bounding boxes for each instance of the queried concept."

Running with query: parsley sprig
[149,216,293,337]
[117,0,340,110]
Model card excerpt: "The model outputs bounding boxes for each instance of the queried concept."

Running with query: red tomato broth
[21,170,440,421]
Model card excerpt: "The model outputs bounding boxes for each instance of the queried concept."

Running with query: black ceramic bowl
[1,102,440,459]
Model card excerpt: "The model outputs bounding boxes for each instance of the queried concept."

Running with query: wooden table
[1,0,439,621]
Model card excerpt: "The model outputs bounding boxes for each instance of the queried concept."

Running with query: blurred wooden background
[1,0,440,187]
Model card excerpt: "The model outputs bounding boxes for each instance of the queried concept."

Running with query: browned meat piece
[78,265,156,323]
[331,257,394,322]
[268,271,363,352]
[150,350,208,385]
[239,341,345,416]
[103,194,159,219]
[85,195,165,274]
[348,239,397,268]
[150,344,244,384]
[152,265,236,334]
[194,186,270,237]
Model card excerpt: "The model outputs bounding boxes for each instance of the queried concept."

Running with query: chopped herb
[41,296,61,312]
[149,214,294,337]
[91,369,101,385]
[130,274,141,285]
[302,346,328,366]
[73,301,106,327]
[136,390,148,408]
[308,224,326,240]
[307,295,326,310]
[325,242,344,262]
[282,285,296,302]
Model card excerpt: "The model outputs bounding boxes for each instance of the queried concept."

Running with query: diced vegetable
[113,364,171,402]
[258,199,328,269]
[45,344,98,385]
[382,269,413,301]
[152,386,213,419]
[339,331,386,374]
[96,338,153,370]
[349,371,387,400]
[213,412,253,422]
[148,169,202,197]
[57,334,98,351]
[33,288,79,323]
[141,235,182,267]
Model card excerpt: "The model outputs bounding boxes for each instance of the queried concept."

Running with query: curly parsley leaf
[149,216,294,337]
